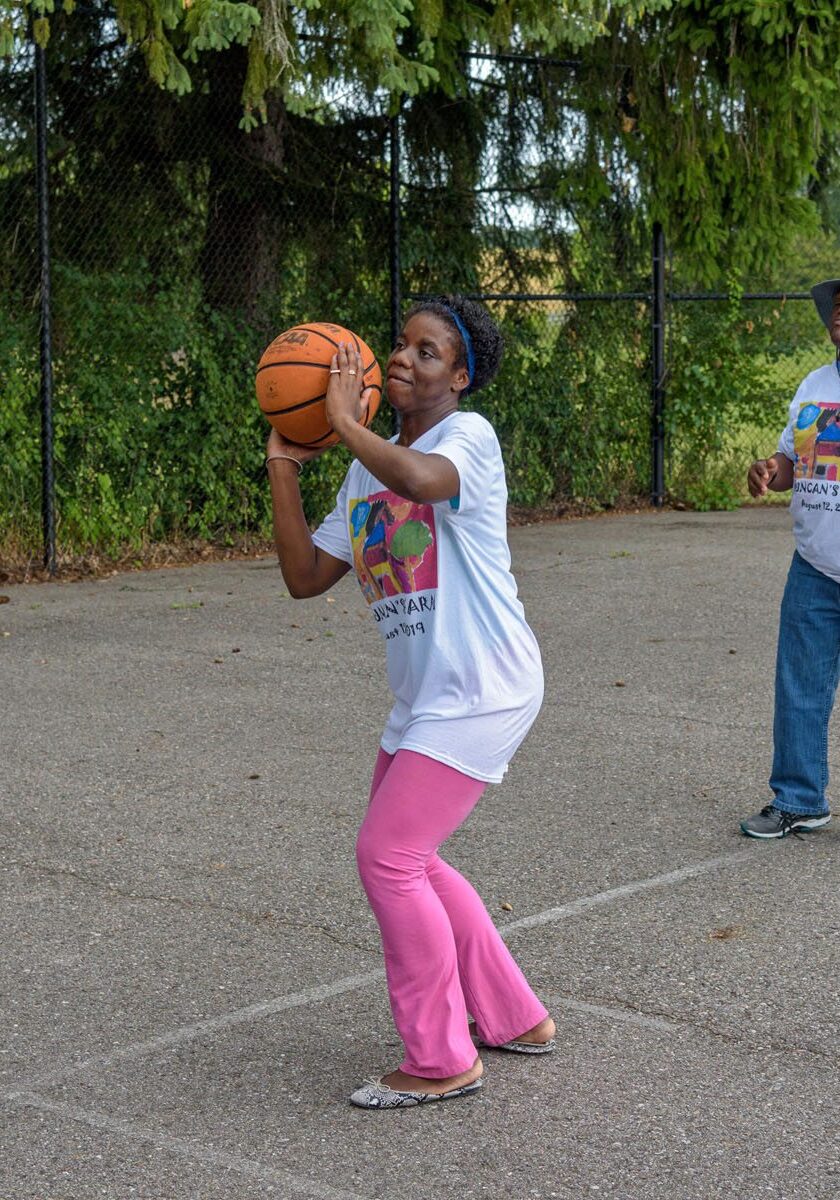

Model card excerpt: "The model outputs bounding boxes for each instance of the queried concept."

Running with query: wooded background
[3,1,840,561]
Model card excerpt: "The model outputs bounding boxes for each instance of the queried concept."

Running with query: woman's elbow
[277,564,313,600]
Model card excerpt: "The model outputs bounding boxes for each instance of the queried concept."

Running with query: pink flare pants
[355,748,548,1078]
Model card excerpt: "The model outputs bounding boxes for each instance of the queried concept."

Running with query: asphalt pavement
[2,506,838,1200]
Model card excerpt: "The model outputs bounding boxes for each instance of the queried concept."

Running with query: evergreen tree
[5,0,840,293]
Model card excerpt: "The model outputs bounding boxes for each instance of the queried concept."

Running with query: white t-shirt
[312,411,544,783]
[778,362,840,582]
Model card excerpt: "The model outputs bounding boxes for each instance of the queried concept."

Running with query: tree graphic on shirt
[389,519,433,593]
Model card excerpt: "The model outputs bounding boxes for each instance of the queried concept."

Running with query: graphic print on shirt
[794,401,840,481]
[349,490,438,605]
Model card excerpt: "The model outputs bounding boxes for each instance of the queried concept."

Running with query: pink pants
[355,748,548,1078]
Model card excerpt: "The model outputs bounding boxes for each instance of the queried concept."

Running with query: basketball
[256,322,382,448]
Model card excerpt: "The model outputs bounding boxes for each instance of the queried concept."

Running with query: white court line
[501,850,752,934]
[552,995,676,1034]
[3,848,749,1099]
[3,971,385,1097]
[9,1093,365,1200]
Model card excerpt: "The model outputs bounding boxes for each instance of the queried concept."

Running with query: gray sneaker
[740,804,832,839]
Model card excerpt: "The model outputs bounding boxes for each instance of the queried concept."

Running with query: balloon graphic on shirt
[390,519,433,594]
[350,500,371,536]
[797,404,821,430]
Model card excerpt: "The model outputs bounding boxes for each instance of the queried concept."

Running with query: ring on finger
[329,368,341,374]
[347,369,357,376]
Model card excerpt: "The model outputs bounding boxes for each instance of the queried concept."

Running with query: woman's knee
[355,823,422,891]
[355,822,388,882]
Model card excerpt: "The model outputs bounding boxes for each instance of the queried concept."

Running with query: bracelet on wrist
[265,453,302,475]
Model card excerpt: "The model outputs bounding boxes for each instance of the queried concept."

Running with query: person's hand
[324,342,374,440]
[265,427,325,467]
[747,456,779,498]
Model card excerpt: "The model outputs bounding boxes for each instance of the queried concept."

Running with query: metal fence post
[35,41,56,573]
[651,221,666,507]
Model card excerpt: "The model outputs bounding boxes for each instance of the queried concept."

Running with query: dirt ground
[1,497,660,587]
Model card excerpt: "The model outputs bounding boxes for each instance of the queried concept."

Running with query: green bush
[476,300,650,511]
[0,265,359,556]
[0,319,41,552]
[666,290,830,510]
[4,269,834,560]
[2,279,654,560]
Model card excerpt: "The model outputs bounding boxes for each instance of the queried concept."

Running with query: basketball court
[2,506,838,1199]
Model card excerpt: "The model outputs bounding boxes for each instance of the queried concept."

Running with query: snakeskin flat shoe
[349,1076,483,1109]
[480,1036,556,1055]
[469,1021,556,1055]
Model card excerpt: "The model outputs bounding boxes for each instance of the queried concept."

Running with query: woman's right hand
[265,426,326,466]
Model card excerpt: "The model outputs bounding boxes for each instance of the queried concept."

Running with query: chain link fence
[1,22,398,569]
[662,290,830,510]
[2,31,838,570]
[398,54,656,516]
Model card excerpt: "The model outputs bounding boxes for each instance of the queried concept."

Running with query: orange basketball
[255,322,382,448]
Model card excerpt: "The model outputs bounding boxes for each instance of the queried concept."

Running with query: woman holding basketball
[265,296,553,1109]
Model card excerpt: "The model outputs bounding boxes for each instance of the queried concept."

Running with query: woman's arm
[266,430,351,598]
[326,344,460,504]
[335,423,459,504]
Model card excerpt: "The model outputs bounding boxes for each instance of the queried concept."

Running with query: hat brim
[811,279,840,330]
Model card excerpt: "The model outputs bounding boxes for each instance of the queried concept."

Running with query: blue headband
[443,306,476,392]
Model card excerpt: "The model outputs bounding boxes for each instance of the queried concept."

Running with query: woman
[266,296,554,1109]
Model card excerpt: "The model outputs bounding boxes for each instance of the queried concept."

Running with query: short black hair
[405,294,504,395]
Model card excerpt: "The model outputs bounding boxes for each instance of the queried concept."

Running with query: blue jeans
[770,551,840,815]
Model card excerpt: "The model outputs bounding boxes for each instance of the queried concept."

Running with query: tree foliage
[616,2,840,278]
[5,1,840,273]
[8,1,664,122]
[4,0,840,559]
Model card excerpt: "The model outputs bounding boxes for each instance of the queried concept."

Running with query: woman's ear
[451,366,470,393]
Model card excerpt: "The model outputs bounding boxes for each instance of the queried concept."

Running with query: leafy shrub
[682,476,743,512]
[477,299,650,510]
[0,265,358,556]
[666,289,829,510]
[3,268,833,558]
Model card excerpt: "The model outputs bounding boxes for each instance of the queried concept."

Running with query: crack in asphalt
[3,860,379,957]
[559,989,840,1069]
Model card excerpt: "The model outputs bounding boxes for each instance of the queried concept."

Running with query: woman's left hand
[325,342,372,439]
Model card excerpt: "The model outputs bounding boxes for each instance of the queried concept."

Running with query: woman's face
[385,312,470,414]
